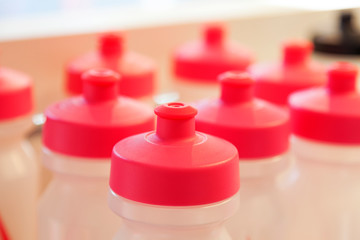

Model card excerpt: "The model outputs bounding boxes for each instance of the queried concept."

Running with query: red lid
[43,68,155,158]
[0,215,9,240]
[289,61,360,144]
[173,23,254,81]
[66,33,155,98]
[194,71,290,159]
[0,67,33,121]
[250,40,327,106]
[110,102,240,206]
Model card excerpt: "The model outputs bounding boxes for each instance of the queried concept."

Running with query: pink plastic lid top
[66,33,155,98]
[290,61,360,144]
[250,40,327,106]
[0,67,33,121]
[43,68,155,158]
[194,71,290,159]
[173,24,254,81]
[110,102,240,206]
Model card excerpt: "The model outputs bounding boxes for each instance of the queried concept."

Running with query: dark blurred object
[313,11,360,55]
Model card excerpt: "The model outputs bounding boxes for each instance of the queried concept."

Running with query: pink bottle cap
[250,40,327,106]
[194,71,290,159]
[66,33,156,98]
[173,23,254,81]
[290,61,360,144]
[0,66,33,121]
[43,68,155,158]
[110,102,240,206]
[0,215,9,240]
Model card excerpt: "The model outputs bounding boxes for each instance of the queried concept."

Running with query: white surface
[271,0,360,11]
[1,0,357,42]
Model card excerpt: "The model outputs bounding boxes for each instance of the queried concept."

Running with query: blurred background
[0,0,359,112]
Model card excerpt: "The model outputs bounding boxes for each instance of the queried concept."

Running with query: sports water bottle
[38,68,154,240]
[109,102,240,240]
[288,61,360,240]
[194,71,292,240]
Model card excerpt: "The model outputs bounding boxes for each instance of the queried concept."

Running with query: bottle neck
[204,25,224,48]
[156,117,196,141]
[220,84,253,104]
[283,54,308,66]
[282,41,312,66]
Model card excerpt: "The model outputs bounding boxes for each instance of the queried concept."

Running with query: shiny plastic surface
[287,136,360,240]
[109,190,240,240]
[38,148,120,240]
[226,154,295,240]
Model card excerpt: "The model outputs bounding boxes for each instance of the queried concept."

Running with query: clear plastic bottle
[249,40,327,108]
[287,61,360,240]
[38,68,155,240]
[35,33,157,193]
[108,102,240,240]
[0,66,38,240]
[172,23,253,103]
[194,71,292,240]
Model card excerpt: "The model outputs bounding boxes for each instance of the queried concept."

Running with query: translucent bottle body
[27,113,53,194]
[109,190,239,240]
[226,153,295,240]
[288,136,360,240]
[38,148,120,240]
[0,117,38,240]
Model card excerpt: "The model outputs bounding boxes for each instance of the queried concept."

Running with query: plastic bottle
[66,33,156,101]
[108,102,240,240]
[38,68,155,240]
[172,23,253,102]
[193,71,292,240]
[249,40,327,107]
[288,61,360,240]
[0,66,38,240]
